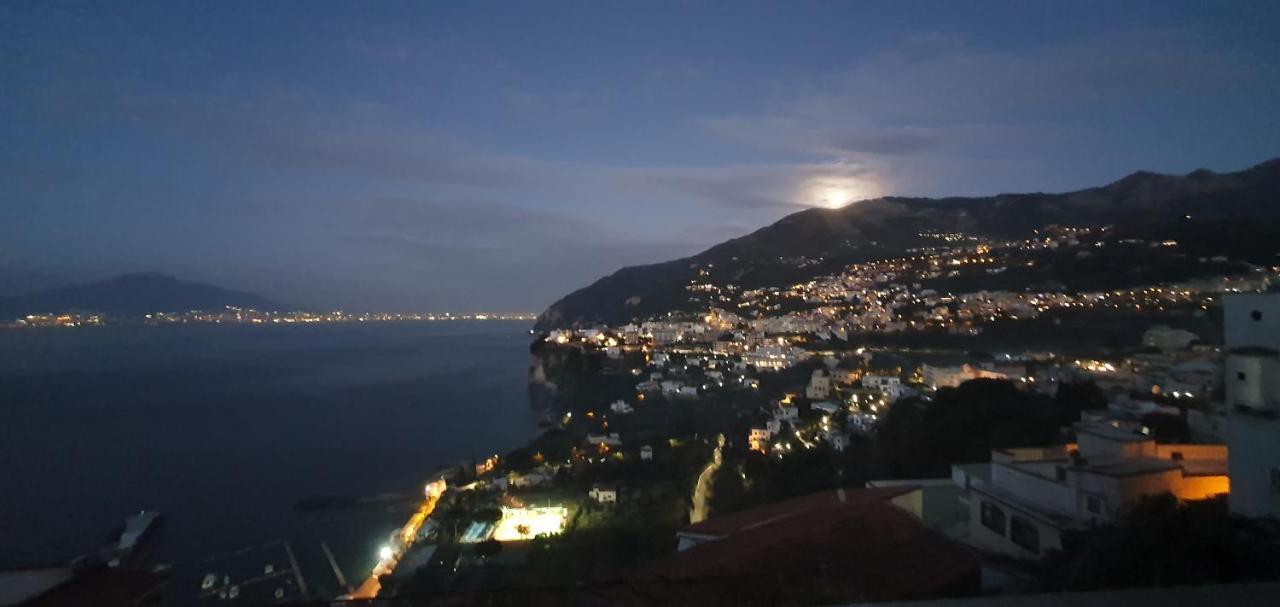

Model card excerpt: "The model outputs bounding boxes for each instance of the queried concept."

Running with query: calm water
[0,321,539,595]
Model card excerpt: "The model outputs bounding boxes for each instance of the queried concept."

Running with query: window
[1252,309,1264,321]
[1238,371,1247,381]
[1086,495,1103,515]
[1170,451,1184,461]
[980,501,1006,535]
[1270,468,1280,495]
[1010,516,1040,553]
[1055,466,1067,482]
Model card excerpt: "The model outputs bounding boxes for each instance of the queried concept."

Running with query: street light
[378,546,394,562]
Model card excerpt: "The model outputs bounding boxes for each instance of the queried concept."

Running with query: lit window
[980,501,1006,535]
[1011,516,1040,553]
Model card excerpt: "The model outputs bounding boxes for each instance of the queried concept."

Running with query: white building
[589,483,619,503]
[805,369,832,400]
[957,422,1228,560]
[609,399,634,414]
[1225,293,1280,519]
[811,401,841,415]
[1142,325,1200,351]
[863,374,901,392]
[586,433,622,448]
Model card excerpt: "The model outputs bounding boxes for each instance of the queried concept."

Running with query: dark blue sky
[3,1,1278,311]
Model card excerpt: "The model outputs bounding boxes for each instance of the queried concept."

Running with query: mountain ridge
[536,158,1280,330]
[0,272,284,317]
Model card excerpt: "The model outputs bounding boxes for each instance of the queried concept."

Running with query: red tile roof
[625,487,979,604]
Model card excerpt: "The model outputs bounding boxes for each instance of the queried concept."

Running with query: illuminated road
[347,491,441,600]
[689,434,725,524]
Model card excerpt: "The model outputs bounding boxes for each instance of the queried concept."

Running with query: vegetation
[1042,495,1280,590]
[872,379,1067,479]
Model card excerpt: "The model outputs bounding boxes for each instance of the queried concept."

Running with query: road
[689,434,725,524]
[347,491,441,600]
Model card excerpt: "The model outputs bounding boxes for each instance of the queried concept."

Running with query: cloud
[607,161,884,211]
[700,27,1268,195]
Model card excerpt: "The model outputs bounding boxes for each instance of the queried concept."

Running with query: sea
[0,321,540,598]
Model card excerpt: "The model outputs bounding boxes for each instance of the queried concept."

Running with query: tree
[1041,494,1280,590]
[873,379,1064,479]
[1053,381,1108,424]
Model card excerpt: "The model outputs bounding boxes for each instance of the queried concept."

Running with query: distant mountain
[536,158,1280,329]
[0,273,284,317]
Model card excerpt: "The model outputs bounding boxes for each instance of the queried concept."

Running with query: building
[957,422,1228,560]
[805,369,832,399]
[922,364,1009,390]
[586,433,622,448]
[1142,325,1200,351]
[1225,293,1280,519]
[589,483,619,503]
[811,400,841,415]
[640,445,653,461]
[609,399,634,414]
[648,488,979,604]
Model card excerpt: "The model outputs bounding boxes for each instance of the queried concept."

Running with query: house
[1143,325,1200,351]
[773,405,799,422]
[508,471,551,488]
[586,433,622,448]
[748,427,772,452]
[821,430,848,452]
[1224,293,1280,519]
[811,401,841,415]
[677,385,699,399]
[805,369,832,399]
[650,488,979,603]
[640,445,654,462]
[956,421,1228,560]
[863,374,901,391]
[922,364,1008,389]
[589,483,619,503]
[609,399,634,414]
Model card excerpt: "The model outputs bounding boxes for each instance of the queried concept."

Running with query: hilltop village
[304,227,1280,604]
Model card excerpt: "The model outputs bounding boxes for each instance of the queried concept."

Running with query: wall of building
[967,490,1064,559]
[1174,475,1230,500]
[1229,414,1280,519]
[990,464,1074,516]
[1224,294,1280,351]
[1225,353,1280,411]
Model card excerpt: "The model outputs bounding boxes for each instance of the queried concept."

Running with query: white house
[509,471,551,488]
[957,422,1228,560]
[774,406,799,422]
[609,399,634,414]
[589,483,619,503]
[863,374,901,391]
[1224,293,1280,519]
[811,401,841,415]
[805,369,832,400]
[1142,325,1200,351]
[586,433,622,448]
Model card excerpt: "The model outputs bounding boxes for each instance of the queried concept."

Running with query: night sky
[3,1,1278,311]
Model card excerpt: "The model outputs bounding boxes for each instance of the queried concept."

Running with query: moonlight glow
[799,176,878,209]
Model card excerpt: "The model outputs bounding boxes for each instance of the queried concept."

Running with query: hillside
[0,272,283,317]
[536,159,1280,329]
